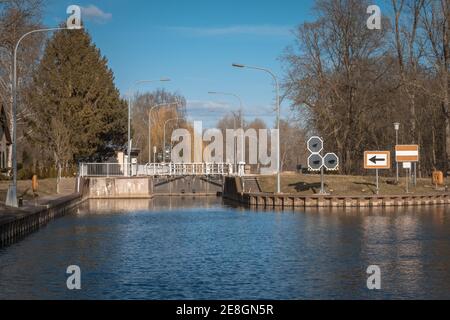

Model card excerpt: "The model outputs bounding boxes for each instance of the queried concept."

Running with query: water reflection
[0,199,450,299]
[82,196,222,213]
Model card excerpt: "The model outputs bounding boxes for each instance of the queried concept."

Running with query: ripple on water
[1,199,450,299]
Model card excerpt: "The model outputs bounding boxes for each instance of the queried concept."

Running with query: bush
[18,167,34,180]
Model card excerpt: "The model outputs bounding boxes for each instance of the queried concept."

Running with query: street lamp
[6,26,83,208]
[208,91,245,167]
[149,100,179,162]
[127,78,171,173]
[232,63,281,193]
[394,122,400,183]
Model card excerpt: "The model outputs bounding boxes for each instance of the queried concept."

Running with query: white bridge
[79,162,245,177]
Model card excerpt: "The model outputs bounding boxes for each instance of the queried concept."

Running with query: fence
[79,162,240,177]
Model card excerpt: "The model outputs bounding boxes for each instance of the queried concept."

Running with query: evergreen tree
[28,27,127,174]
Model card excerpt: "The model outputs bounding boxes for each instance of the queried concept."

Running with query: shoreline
[0,193,83,248]
[224,176,450,208]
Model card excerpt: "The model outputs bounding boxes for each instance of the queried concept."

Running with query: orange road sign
[364,151,391,169]
[395,145,419,162]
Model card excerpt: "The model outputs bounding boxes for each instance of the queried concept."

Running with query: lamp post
[232,63,281,193]
[6,27,83,208]
[127,78,170,173]
[149,100,179,162]
[394,122,400,183]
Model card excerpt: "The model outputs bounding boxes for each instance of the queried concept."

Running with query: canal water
[1,197,450,299]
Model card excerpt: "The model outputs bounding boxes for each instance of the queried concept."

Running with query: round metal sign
[323,153,339,171]
[307,136,323,154]
[308,154,323,171]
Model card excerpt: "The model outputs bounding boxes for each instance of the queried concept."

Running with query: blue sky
[43,0,316,126]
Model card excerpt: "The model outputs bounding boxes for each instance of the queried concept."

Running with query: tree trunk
[56,163,62,194]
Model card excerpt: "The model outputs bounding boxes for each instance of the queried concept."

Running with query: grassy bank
[0,178,76,202]
[256,172,448,196]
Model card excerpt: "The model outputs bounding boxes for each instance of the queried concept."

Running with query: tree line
[4,0,448,182]
[0,1,189,183]
[282,0,450,176]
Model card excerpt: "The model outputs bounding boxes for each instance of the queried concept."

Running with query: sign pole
[406,168,409,193]
[320,166,325,194]
[376,169,379,195]
[413,162,417,186]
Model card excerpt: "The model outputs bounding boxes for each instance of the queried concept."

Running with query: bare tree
[421,0,450,172]
[283,0,391,174]
[0,0,44,169]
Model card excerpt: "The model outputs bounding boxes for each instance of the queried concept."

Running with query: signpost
[307,136,324,154]
[307,137,339,195]
[308,154,323,171]
[364,151,390,169]
[364,151,391,194]
[395,145,419,193]
[323,153,339,171]
[395,145,419,162]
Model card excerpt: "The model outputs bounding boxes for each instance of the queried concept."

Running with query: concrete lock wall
[88,177,152,198]
[84,176,223,198]
[153,176,222,195]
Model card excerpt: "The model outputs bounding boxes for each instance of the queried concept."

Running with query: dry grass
[257,172,448,196]
[0,178,58,201]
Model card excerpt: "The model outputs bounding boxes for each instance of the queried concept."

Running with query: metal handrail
[79,162,242,177]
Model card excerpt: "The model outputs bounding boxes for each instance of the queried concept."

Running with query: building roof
[0,104,12,145]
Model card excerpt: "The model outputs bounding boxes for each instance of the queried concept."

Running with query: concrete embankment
[0,193,82,247]
[223,176,450,208]
[83,176,222,199]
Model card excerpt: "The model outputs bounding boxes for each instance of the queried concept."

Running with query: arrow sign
[369,156,384,164]
[364,151,391,169]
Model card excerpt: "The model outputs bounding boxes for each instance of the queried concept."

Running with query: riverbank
[256,172,447,195]
[0,177,76,201]
[0,193,82,247]
[225,174,450,208]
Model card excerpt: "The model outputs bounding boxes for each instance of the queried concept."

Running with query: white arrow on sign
[364,151,391,169]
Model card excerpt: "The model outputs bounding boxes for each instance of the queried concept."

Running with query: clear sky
[43,0,316,126]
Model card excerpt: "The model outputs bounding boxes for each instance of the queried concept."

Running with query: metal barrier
[79,162,240,177]
[79,163,125,177]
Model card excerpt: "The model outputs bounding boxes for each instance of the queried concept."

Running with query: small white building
[0,104,12,173]
[116,147,140,176]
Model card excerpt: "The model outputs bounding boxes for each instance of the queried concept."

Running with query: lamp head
[232,63,245,68]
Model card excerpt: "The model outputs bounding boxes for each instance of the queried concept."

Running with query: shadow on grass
[353,181,377,194]
[288,182,326,193]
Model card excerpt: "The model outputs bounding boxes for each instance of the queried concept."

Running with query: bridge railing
[79,163,125,177]
[79,162,241,177]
